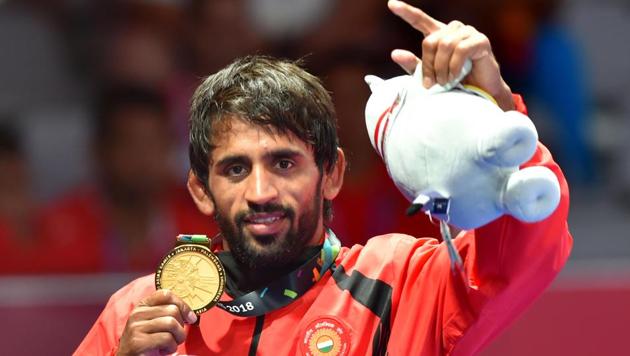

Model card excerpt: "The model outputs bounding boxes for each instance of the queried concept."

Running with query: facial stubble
[210,180,323,270]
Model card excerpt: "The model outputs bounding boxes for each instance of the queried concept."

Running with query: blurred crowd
[0,0,627,275]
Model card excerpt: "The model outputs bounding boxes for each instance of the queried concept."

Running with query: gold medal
[155,243,226,314]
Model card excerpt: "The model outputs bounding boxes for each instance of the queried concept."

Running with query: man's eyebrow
[214,155,249,168]
[266,148,305,160]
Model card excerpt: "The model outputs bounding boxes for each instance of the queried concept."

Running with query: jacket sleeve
[385,95,572,355]
[74,276,155,356]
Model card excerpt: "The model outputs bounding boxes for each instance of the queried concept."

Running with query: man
[76,1,572,354]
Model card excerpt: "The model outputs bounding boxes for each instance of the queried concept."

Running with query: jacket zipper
[248,315,265,356]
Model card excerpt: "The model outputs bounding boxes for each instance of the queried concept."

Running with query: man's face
[206,118,325,269]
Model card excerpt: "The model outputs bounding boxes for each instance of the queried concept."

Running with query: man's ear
[187,170,215,216]
[323,148,346,200]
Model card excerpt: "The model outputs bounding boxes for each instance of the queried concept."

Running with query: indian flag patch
[301,317,351,356]
[317,335,334,353]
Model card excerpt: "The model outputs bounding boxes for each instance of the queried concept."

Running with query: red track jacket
[75,97,572,355]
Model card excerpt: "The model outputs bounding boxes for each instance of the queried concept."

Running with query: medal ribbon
[215,229,341,317]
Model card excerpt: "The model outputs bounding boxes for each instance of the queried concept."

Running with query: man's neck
[217,245,322,298]
[218,227,327,297]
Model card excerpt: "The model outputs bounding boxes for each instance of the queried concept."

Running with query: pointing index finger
[388,0,444,36]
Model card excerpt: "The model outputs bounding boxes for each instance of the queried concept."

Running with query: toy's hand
[387,0,514,111]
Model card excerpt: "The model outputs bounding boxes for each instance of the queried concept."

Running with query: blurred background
[0,0,628,354]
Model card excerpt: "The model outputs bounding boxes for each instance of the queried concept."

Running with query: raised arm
[381,2,572,354]
[383,142,571,354]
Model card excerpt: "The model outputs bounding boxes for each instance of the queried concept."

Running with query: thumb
[391,49,422,75]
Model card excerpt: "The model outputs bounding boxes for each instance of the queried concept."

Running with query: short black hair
[188,55,339,221]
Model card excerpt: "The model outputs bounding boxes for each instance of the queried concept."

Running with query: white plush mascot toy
[364,61,561,234]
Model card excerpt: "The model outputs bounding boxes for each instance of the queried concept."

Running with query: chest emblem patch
[301,316,351,356]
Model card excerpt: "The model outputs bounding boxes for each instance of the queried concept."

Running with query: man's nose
[244,166,279,205]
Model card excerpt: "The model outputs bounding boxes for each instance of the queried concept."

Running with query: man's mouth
[243,211,287,236]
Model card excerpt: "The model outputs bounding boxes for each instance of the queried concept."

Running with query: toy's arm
[452,142,571,353]
[445,92,529,238]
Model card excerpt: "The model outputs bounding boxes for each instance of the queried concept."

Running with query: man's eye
[227,165,247,177]
[276,159,294,170]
